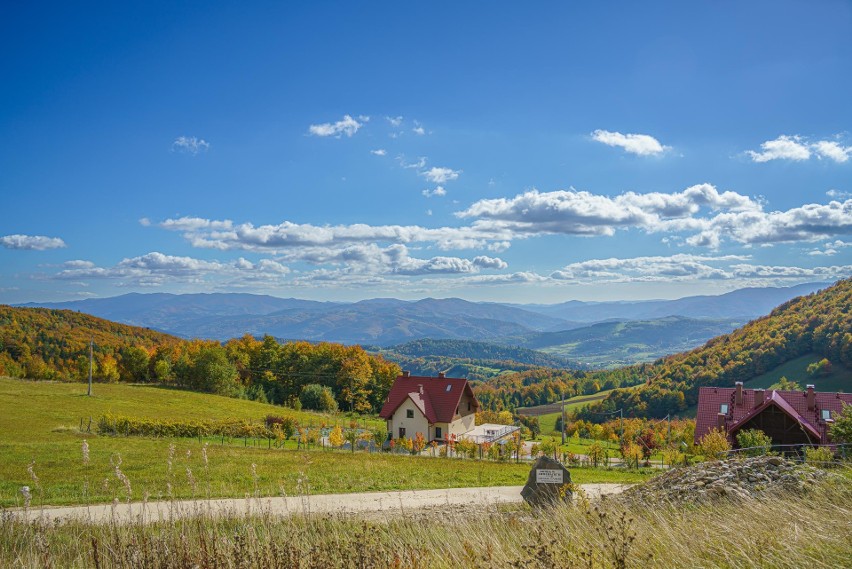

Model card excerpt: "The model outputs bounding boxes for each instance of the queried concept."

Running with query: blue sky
[1,1,851,304]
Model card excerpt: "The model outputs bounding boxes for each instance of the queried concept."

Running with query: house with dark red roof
[695,382,852,447]
[379,371,480,442]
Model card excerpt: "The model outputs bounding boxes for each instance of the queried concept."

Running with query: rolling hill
[578,278,852,419]
[506,316,743,368]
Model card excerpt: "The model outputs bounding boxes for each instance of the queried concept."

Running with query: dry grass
[2,476,850,568]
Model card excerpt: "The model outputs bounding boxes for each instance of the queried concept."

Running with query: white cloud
[422,186,446,198]
[398,155,427,169]
[421,167,461,184]
[412,120,426,135]
[53,252,291,286]
[812,140,851,163]
[62,260,96,269]
[457,183,761,237]
[138,217,151,227]
[827,189,851,199]
[472,255,508,270]
[370,149,387,156]
[747,135,852,163]
[591,129,670,156]
[172,136,210,155]
[386,116,403,127]
[807,240,852,256]
[747,135,810,162]
[308,115,366,138]
[0,234,67,250]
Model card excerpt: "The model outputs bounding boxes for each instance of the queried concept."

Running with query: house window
[720,404,728,414]
[822,409,831,420]
[435,427,442,438]
[467,402,471,411]
[445,384,452,392]
[406,409,414,418]
[399,427,406,438]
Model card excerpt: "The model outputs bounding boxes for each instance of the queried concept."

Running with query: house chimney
[754,389,764,408]
[402,370,410,377]
[418,384,424,395]
[717,413,726,430]
[438,372,445,379]
[806,384,815,411]
[735,382,743,406]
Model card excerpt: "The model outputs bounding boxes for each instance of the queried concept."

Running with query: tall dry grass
[1,475,850,568]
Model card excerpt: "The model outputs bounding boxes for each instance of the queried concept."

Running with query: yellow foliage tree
[328,425,345,448]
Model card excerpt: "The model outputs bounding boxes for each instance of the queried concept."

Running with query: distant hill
[578,278,852,419]
[513,282,829,322]
[506,316,744,368]
[21,295,573,345]
[377,338,576,382]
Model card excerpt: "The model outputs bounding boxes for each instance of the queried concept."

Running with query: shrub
[328,425,345,448]
[698,427,731,461]
[735,429,773,457]
[299,384,338,412]
[804,446,835,465]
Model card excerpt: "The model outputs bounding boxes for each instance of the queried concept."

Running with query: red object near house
[695,382,852,446]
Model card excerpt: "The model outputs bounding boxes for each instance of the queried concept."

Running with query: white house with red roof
[379,371,480,442]
[695,382,852,447]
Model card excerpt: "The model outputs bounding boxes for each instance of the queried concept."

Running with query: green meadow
[0,377,651,507]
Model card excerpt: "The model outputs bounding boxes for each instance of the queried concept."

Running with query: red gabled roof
[379,375,478,424]
[727,391,822,442]
[695,386,852,444]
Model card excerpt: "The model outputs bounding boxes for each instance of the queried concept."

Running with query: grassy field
[744,352,852,392]
[3,476,849,568]
[0,377,652,507]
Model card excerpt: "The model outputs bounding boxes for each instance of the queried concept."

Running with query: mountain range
[16,283,829,366]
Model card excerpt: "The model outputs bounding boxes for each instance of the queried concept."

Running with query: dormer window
[821,409,831,421]
[720,404,728,414]
[445,384,452,392]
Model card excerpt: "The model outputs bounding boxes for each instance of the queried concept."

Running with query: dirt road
[10,484,630,524]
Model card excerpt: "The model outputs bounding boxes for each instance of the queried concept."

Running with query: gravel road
[9,484,630,524]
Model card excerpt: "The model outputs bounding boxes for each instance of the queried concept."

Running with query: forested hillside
[578,278,852,419]
[0,306,400,413]
[377,338,576,382]
[0,306,181,381]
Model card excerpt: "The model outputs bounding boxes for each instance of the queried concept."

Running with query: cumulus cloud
[422,186,446,198]
[457,184,761,238]
[53,252,290,286]
[421,167,461,183]
[549,254,850,284]
[412,120,426,135]
[370,149,387,156]
[812,141,851,163]
[386,116,403,127]
[747,135,851,163]
[472,255,508,270]
[308,115,366,138]
[172,136,210,155]
[458,184,852,248]
[807,240,852,256]
[687,199,852,247]
[591,130,670,156]
[158,216,513,253]
[0,234,67,250]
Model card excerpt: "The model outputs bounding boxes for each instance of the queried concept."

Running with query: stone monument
[521,455,573,507]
